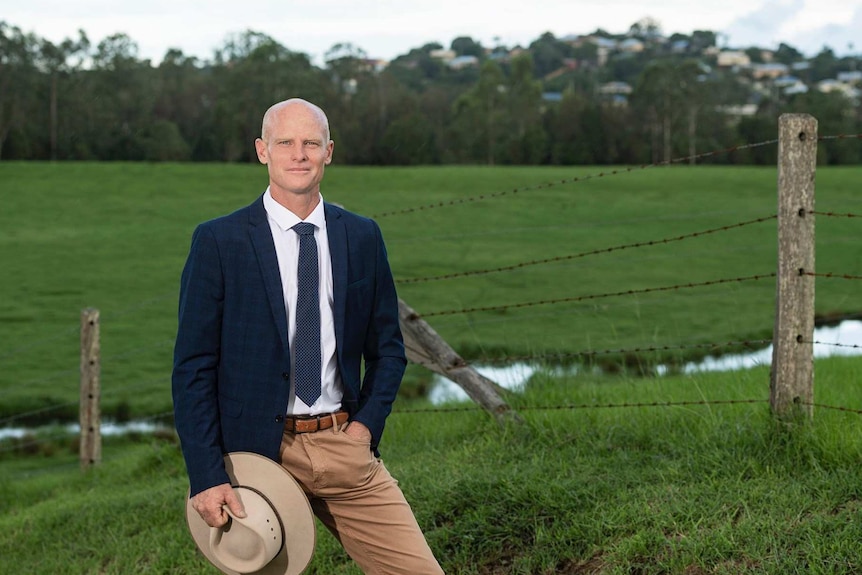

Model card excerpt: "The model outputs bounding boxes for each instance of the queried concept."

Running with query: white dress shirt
[263,188,343,415]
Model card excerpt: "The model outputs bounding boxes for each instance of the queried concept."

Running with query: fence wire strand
[372,139,780,219]
[421,273,776,318]
[398,215,777,285]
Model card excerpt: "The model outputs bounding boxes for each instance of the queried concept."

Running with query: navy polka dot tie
[292,222,321,406]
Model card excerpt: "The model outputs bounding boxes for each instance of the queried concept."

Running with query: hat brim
[186,452,316,575]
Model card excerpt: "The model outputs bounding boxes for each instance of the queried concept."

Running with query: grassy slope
[1,163,860,420]
[1,355,860,574]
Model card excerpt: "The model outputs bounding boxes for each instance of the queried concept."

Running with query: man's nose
[291,145,308,161]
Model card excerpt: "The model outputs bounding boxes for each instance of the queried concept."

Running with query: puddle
[430,320,862,404]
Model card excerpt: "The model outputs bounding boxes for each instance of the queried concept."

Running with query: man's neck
[270,188,321,220]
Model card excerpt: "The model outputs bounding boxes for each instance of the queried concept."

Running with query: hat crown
[209,487,283,574]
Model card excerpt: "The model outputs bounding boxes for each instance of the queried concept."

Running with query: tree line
[1,21,860,165]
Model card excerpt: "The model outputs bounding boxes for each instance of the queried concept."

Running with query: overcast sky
[6,0,861,65]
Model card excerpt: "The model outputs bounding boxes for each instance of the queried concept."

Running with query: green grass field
[1,162,860,420]
[1,357,860,574]
[1,162,862,573]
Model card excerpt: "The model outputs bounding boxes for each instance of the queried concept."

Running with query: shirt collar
[263,187,326,232]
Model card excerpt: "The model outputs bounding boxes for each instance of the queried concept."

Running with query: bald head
[261,99,331,143]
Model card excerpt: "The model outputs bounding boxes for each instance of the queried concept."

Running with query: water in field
[428,320,862,404]
[0,420,165,441]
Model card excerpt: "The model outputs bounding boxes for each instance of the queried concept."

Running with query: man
[172,98,443,574]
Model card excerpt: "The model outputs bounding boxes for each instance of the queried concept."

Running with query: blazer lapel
[325,203,348,356]
[248,196,289,348]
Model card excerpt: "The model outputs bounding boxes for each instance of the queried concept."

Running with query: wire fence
[2,131,862,465]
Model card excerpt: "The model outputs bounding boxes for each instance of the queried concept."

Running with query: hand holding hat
[186,452,316,575]
[192,483,248,528]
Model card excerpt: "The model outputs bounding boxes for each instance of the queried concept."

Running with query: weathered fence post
[80,308,101,469]
[770,114,817,419]
[398,299,523,425]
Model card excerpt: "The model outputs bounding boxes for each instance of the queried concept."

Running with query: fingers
[223,486,247,520]
[345,421,372,441]
[191,484,246,528]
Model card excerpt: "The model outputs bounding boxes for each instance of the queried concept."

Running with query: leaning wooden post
[770,114,817,419]
[398,299,523,425]
[80,308,102,469]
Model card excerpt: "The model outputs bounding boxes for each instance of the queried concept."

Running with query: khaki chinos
[279,414,444,575]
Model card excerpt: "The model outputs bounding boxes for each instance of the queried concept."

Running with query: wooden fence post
[770,114,817,419]
[80,308,101,469]
[398,299,523,425]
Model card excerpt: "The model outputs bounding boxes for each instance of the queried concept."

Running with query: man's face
[255,103,334,199]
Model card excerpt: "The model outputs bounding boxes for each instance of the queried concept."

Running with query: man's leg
[280,423,443,575]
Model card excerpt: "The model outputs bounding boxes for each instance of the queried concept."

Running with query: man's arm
[350,220,407,448]
[172,224,232,497]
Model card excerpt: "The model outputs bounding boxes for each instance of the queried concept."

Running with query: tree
[211,30,324,161]
[630,60,705,164]
[450,36,483,57]
[0,22,40,159]
[325,42,369,96]
[809,47,840,83]
[87,33,154,160]
[774,43,804,65]
[528,32,573,78]
[452,59,506,164]
[504,54,546,163]
[39,30,89,160]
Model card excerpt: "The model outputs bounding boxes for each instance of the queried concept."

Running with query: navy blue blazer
[172,195,406,497]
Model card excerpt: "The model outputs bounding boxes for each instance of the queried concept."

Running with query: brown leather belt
[284,410,349,434]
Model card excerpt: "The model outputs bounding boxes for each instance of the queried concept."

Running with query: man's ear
[254,138,268,165]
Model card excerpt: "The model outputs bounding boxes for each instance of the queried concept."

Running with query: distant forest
[1,19,860,165]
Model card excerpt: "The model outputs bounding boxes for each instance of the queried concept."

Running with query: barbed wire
[803,402,862,415]
[371,139,780,219]
[420,273,776,318]
[393,398,769,415]
[802,340,862,351]
[809,210,862,218]
[802,271,862,281]
[0,400,79,427]
[397,215,777,285]
[817,134,862,142]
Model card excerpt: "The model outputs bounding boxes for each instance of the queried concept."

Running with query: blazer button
[282,372,289,380]
[275,415,284,423]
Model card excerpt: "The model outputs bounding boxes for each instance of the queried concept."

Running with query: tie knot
[292,222,315,236]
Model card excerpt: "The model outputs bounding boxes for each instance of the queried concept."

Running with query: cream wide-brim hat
[186,452,316,575]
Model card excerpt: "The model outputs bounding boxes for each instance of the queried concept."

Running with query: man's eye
[305,141,319,147]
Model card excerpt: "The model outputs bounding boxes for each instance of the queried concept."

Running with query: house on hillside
[817,79,861,101]
[717,50,751,68]
[448,55,479,70]
[619,38,645,53]
[837,71,862,84]
[751,63,789,80]
[598,81,633,106]
[430,49,456,62]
